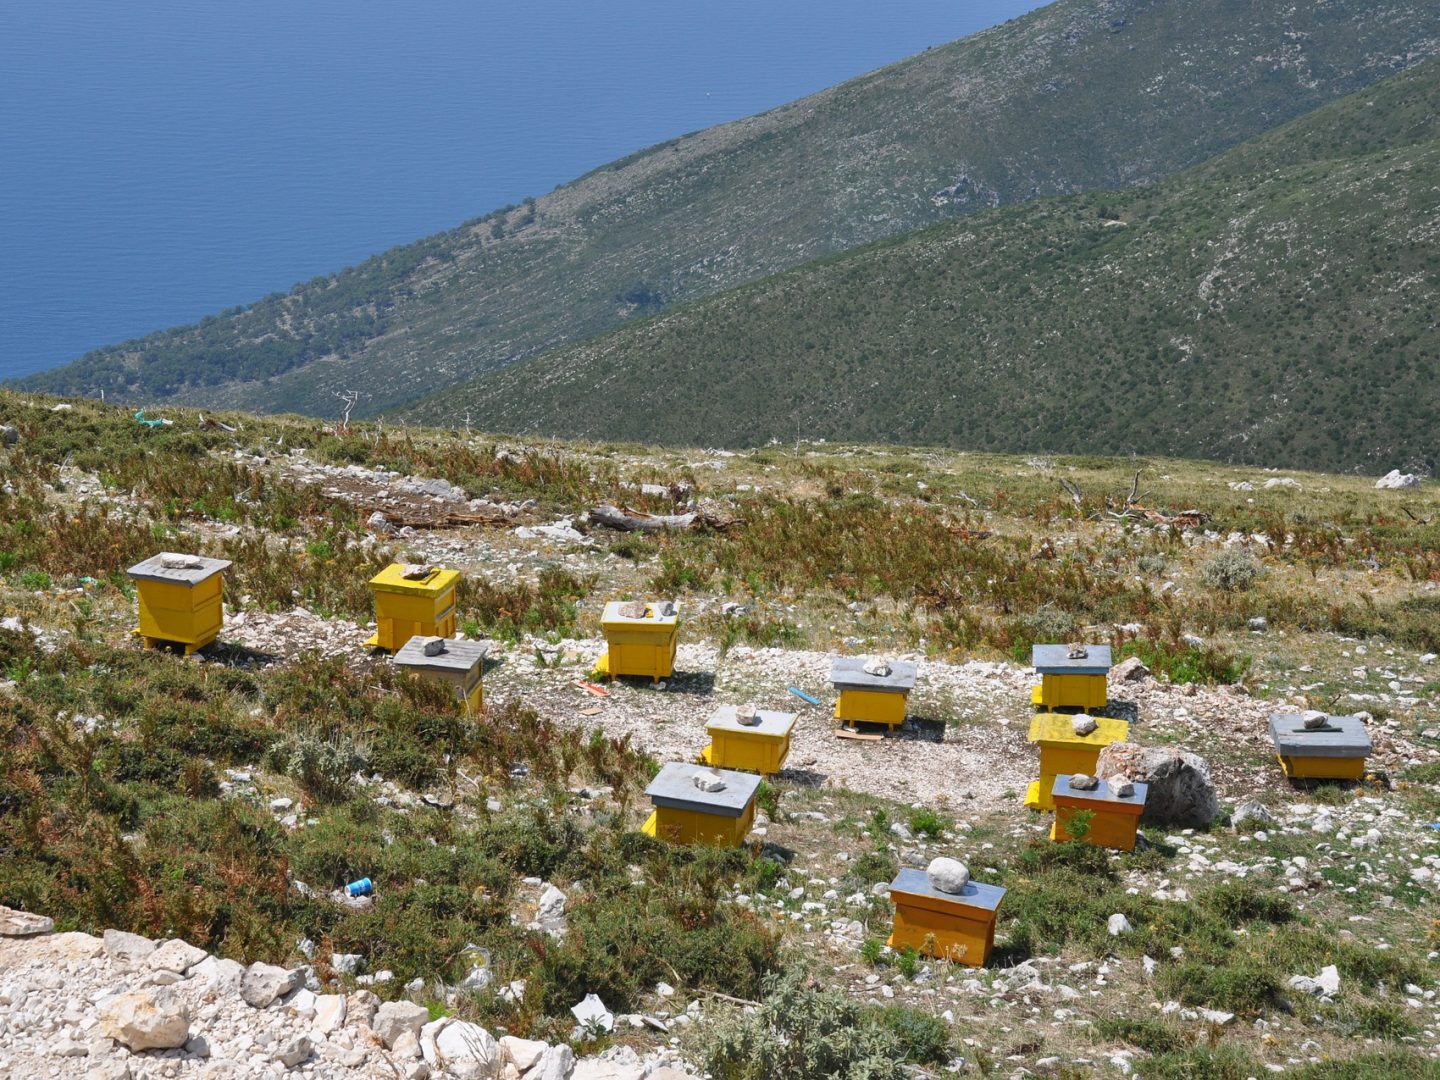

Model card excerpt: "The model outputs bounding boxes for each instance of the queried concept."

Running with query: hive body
[641,762,760,847]
[1049,776,1149,851]
[1024,713,1129,811]
[127,554,231,654]
[700,706,796,774]
[365,564,460,653]
[1031,644,1112,711]
[1269,713,1371,781]
[392,637,489,713]
[886,868,1005,967]
[831,657,917,728]
[597,601,679,681]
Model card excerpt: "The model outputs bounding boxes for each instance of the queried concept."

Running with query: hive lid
[602,600,679,627]
[392,636,490,672]
[1268,713,1372,758]
[1032,644,1112,675]
[126,553,232,585]
[830,655,918,692]
[645,762,761,817]
[1050,775,1149,806]
[1028,714,1128,746]
[888,867,1006,912]
[368,563,461,595]
[706,705,797,737]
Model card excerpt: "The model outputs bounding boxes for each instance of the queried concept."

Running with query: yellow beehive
[831,656,917,729]
[640,762,760,847]
[886,868,1006,967]
[365,563,460,654]
[700,705,797,774]
[1024,713,1129,811]
[1031,644,1112,711]
[596,600,679,681]
[1269,713,1371,781]
[1049,775,1148,851]
[127,553,232,654]
[392,636,489,713]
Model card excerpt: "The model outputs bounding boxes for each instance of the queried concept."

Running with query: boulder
[1231,800,1275,830]
[374,1001,430,1048]
[1109,657,1149,683]
[103,928,156,962]
[537,885,567,922]
[0,905,52,937]
[148,938,208,974]
[421,1018,501,1078]
[524,1044,575,1080]
[98,988,191,1051]
[0,425,18,446]
[500,1036,549,1072]
[240,962,302,1008]
[312,994,347,1035]
[190,955,246,994]
[1107,913,1133,936]
[925,857,970,895]
[1095,744,1219,827]
[1375,469,1421,490]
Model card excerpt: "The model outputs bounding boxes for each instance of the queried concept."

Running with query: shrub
[267,730,367,804]
[1200,550,1261,591]
[907,807,949,839]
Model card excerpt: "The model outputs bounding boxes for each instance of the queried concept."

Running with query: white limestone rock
[98,988,192,1051]
[925,857,970,895]
[374,1001,431,1047]
[240,962,302,1008]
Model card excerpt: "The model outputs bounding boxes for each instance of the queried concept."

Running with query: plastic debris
[345,877,373,898]
[133,410,173,427]
[788,688,820,705]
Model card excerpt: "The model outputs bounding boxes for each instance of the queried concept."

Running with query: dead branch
[589,502,739,533]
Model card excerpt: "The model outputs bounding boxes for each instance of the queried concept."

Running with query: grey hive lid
[707,705,797,737]
[645,762,761,817]
[603,600,679,626]
[830,656,918,692]
[1268,713,1372,758]
[1051,775,1149,806]
[393,636,490,673]
[1032,644,1112,675]
[888,867,1005,912]
[126,553,232,585]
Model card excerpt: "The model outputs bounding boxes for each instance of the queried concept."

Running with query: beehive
[392,636,489,713]
[596,600,679,681]
[886,868,1006,967]
[1269,712,1372,781]
[1050,775,1149,851]
[365,563,460,653]
[640,762,761,847]
[1024,713,1129,811]
[700,705,797,775]
[127,553,232,654]
[1031,644,1112,712]
[831,656,917,729]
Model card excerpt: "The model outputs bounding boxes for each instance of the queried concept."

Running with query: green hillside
[409,59,1440,472]
[17,0,1440,419]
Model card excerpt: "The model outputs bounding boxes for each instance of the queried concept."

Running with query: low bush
[1200,550,1262,591]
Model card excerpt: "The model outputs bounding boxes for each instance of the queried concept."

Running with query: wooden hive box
[886,867,1006,967]
[1050,775,1149,851]
[1024,713,1129,811]
[365,563,460,654]
[641,762,761,847]
[127,553,232,654]
[1269,712,1372,781]
[831,656,918,729]
[701,705,797,774]
[1031,644,1112,712]
[596,600,679,681]
[392,636,490,713]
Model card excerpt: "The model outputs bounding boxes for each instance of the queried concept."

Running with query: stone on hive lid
[1069,773,1099,791]
[693,769,726,793]
[1067,644,1089,660]
[1112,779,1135,798]
[831,655,918,691]
[926,857,970,895]
[1032,643,1112,675]
[1268,713,1371,757]
[1302,710,1329,730]
[656,600,677,617]
[617,600,648,619]
[736,704,760,727]
[1072,715,1098,736]
[422,637,447,657]
[400,563,438,580]
[159,553,203,570]
[862,657,892,677]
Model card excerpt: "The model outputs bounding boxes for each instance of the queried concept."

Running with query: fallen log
[588,502,740,533]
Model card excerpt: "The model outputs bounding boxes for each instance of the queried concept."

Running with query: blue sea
[0,0,1040,382]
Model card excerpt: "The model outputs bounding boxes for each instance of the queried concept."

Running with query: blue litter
[345,877,373,897]
[788,688,821,706]
[1424,823,1440,832]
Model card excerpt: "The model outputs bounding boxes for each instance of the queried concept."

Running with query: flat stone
[374,1001,430,1047]
[103,929,156,962]
[98,988,191,1051]
[500,1035,548,1071]
[148,938,208,974]
[0,906,52,937]
[240,962,302,1008]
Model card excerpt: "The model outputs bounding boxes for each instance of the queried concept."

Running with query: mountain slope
[17,0,1440,418]
[408,59,1440,472]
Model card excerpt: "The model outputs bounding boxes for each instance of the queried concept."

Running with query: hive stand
[595,600,679,682]
[1050,775,1149,851]
[886,868,1006,967]
[641,762,761,847]
[1024,713,1129,811]
[831,657,918,730]
[365,563,460,654]
[700,706,797,775]
[127,553,232,655]
[392,637,490,713]
[1031,644,1112,712]
[1269,713,1372,781]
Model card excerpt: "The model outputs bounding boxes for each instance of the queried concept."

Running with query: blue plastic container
[345,877,373,897]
